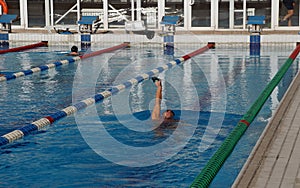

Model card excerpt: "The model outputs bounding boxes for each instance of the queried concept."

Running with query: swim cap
[71,46,78,52]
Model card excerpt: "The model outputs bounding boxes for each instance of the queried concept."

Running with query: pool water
[0,44,298,187]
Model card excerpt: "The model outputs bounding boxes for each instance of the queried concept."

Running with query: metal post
[243,0,246,29]
[157,0,164,30]
[77,0,81,23]
[45,0,50,27]
[50,0,54,26]
[20,0,28,29]
[137,0,141,21]
[229,0,234,29]
[103,0,108,30]
[131,0,135,21]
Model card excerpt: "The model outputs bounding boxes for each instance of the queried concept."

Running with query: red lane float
[0,0,8,14]
[80,42,130,59]
[0,41,48,54]
[182,42,215,61]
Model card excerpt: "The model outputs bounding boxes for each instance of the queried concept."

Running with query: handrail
[108,4,129,22]
[190,44,300,188]
[55,1,80,25]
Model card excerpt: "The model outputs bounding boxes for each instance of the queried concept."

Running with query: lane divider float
[190,44,300,188]
[0,42,130,82]
[0,41,48,54]
[0,43,214,146]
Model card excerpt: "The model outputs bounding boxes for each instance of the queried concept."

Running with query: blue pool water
[0,43,298,187]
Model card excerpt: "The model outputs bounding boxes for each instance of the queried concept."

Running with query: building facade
[4,0,299,31]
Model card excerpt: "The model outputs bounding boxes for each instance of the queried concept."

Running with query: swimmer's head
[163,109,175,119]
[71,45,78,53]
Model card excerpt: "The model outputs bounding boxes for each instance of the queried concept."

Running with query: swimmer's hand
[155,80,161,87]
[152,77,161,87]
[151,77,160,83]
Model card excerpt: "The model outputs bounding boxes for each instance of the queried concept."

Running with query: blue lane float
[0,42,130,82]
[0,43,214,146]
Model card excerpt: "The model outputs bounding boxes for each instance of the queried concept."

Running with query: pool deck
[3,29,300,45]
[233,69,300,187]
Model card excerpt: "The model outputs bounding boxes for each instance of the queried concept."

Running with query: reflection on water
[0,45,298,187]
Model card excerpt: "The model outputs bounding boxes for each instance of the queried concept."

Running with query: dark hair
[71,46,78,52]
[166,109,175,116]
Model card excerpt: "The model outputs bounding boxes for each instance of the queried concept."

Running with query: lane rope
[190,44,300,188]
[0,41,48,54]
[0,42,130,82]
[0,43,214,146]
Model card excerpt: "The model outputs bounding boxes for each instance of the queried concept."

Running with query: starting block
[159,15,180,36]
[159,15,180,56]
[78,16,99,34]
[0,14,18,33]
[247,15,265,33]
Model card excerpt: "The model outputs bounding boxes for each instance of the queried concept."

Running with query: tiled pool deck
[233,70,300,188]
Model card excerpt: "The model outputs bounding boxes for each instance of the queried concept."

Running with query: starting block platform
[247,15,265,33]
[160,15,180,25]
[78,16,99,33]
[159,15,180,36]
[0,14,18,33]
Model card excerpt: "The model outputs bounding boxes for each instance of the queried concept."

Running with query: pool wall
[6,31,300,46]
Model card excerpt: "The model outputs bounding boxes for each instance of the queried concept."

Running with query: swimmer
[151,77,177,122]
[151,77,190,137]
[68,45,79,56]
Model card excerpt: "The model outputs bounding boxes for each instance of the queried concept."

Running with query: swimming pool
[0,43,298,187]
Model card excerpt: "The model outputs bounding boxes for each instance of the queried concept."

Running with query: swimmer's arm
[151,81,162,120]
